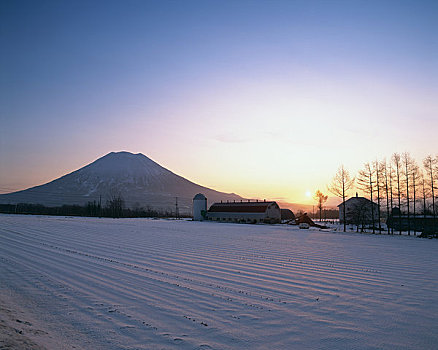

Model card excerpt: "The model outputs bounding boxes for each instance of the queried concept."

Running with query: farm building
[206,200,281,224]
[193,193,207,221]
[386,208,437,234]
[338,194,378,225]
[192,194,283,224]
[280,209,295,223]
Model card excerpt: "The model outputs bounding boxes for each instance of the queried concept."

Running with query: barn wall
[207,212,265,223]
[266,204,281,222]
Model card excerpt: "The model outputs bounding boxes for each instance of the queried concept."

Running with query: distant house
[207,200,281,224]
[338,194,378,226]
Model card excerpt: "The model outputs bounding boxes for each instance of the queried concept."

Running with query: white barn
[206,200,281,224]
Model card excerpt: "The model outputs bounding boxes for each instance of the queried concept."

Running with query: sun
[305,190,312,198]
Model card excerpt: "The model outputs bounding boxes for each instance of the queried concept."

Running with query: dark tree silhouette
[402,152,413,235]
[374,160,383,233]
[380,159,393,234]
[410,162,420,235]
[357,162,376,233]
[107,193,124,218]
[328,165,355,232]
[349,199,371,233]
[423,155,437,232]
[313,190,328,222]
[392,153,403,234]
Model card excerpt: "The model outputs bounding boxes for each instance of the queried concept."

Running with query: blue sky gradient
[1,0,437,203]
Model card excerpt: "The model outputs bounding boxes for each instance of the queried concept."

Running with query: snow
[1,214,437,349]
[79,151,170,178]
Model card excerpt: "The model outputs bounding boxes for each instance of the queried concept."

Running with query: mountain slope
[0,152,242,213]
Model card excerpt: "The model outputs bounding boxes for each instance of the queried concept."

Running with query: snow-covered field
[1,215,437,349]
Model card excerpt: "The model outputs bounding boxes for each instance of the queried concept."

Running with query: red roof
[208,201,278,213]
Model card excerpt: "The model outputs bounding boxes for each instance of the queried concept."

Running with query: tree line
[324,153,437,234]
[0,193,184,219]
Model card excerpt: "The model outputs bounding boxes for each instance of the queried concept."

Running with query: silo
[193,193,207,221]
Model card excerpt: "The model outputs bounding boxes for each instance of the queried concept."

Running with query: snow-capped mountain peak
[0,151,241,213]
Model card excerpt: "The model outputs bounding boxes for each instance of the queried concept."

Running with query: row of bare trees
[329,153,437,234]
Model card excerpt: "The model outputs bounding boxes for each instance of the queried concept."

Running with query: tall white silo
[193,193,207,221]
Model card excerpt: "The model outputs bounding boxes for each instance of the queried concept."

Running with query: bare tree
[392,153,403,234]
[411,162,421,235]
[402,152,413,235]
[423,155,437,232]
[388,161,395,234]
[420,171,428,217]
[380,159,392,233]
[314,190,328,222]
[357,162,376,233]
[349,199,371,233]
[328,165,355,232]
[107,192,124,218]
[374,160,383,233]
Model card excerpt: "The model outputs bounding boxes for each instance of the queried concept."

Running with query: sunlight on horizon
[1,1,436,207]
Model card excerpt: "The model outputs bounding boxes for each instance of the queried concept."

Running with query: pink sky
[1,1,437,204]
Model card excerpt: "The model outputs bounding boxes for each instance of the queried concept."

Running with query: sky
[1,0,437,205]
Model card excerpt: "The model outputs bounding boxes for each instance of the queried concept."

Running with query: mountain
[0,151,242,214]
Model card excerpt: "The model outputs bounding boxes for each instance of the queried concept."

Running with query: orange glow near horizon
[1,2,436,206]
